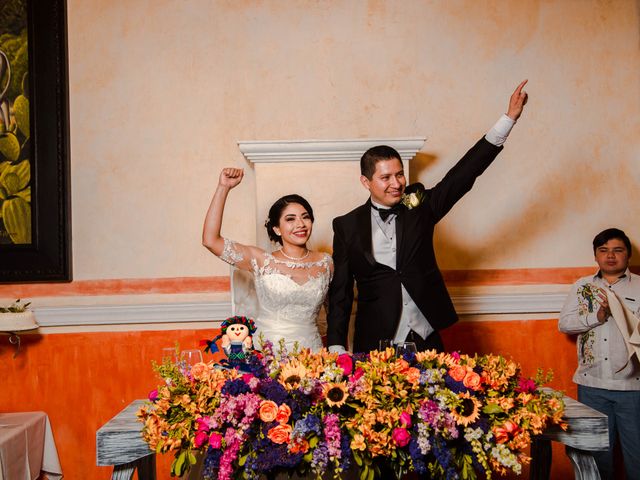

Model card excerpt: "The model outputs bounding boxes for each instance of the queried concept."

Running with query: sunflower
[323,381,349,407]
[279,361,308,390]
[450,391,481,427]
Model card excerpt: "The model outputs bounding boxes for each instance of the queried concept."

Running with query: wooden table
[530,393,608,480]
[98,394,608,480]
[96,400,156,480]
[0,411,63,480]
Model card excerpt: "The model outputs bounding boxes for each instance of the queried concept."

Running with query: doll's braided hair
[201,315,257,353]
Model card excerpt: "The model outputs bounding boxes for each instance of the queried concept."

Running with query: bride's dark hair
[265,194,314,245]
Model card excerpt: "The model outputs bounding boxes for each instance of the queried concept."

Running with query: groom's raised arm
[427,80,528,223]
[326,218,354,353]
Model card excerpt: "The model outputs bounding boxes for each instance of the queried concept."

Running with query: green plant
[0,298,30,313]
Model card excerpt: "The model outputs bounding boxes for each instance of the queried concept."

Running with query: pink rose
[196,417,211,431]
[516,377,536,393]
[209,432,222,449]
[350,367,364,381]
[194,431,209,448]
[337,354,353,375]
[399,412,412,428]
[148,389,158,401]
[392,427,411,447]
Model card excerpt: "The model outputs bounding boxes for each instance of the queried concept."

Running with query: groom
[327,81,529,354]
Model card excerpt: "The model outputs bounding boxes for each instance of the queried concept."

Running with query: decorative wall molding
[35,301,232,327]
[452,292,567,315]
[238,138,426,163]
[33,291,566,327]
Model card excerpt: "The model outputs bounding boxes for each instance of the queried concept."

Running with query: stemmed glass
[378,339,395,352]
[161,347,177,364]
[180,349,203,368]
[394,342,417,358]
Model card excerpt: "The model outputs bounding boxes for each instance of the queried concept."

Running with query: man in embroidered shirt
[559,228,640,479]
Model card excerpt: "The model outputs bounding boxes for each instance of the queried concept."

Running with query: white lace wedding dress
[220,238,331,351]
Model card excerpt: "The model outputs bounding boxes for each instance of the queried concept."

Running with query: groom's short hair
[360,145,402,179]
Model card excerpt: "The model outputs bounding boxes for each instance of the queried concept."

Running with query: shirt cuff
[485,114,516,147]
[328,345,347,354]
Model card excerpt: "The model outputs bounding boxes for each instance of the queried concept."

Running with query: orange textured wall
[1,320,578,479]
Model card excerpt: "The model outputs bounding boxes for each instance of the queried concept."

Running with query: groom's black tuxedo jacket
[327,137,504,353]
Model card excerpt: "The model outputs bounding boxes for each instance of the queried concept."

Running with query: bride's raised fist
[219,167,244,189]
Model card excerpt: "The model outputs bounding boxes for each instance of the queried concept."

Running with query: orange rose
[276,404,292,424]
[405,367,421,385]
[190,362,209,381]
[259,400,279,423]
[449,365,467,382]
[267,424,292,444]
[463,371,482,391]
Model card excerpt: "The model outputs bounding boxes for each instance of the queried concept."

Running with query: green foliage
[0,159,31,242]
[0,132,20,162]
[0,298,31,313]
[13,94,28,136]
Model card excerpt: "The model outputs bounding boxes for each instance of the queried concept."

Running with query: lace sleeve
[220,238,244,265]
[218,237,265,273]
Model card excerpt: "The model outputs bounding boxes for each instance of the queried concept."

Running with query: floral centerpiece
[138,340,566,480]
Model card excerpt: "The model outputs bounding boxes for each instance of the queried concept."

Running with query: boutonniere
[401,183,425,210]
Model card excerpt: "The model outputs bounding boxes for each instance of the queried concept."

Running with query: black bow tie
[371,203,403,221]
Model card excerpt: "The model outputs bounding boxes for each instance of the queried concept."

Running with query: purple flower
[258,378,288,404]
[222,378,251,396]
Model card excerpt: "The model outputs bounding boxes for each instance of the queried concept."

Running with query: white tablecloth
[0,411,63,480]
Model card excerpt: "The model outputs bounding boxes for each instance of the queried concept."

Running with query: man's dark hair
[360,145,402,179]
[592,228,632,255]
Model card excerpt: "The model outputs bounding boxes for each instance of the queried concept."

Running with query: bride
[202,167,332,352]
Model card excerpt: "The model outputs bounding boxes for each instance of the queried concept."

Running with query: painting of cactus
[0,0,71,282]
[0,0,31,244]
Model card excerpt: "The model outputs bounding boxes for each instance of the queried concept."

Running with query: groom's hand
[506,79,528,121]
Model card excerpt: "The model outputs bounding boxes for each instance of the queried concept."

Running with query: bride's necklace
[279,248,310,261]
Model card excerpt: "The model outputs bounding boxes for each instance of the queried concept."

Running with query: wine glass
[180,349,203,368]
[161,347,177,364]
[394,342,417,358]
[378,339,395,352]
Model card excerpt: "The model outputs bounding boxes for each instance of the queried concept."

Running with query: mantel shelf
[238,137,426,163]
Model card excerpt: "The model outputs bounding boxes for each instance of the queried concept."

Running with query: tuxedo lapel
[357,202,376,265]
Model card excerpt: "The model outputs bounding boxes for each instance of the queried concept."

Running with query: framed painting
[0,0,71,282]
